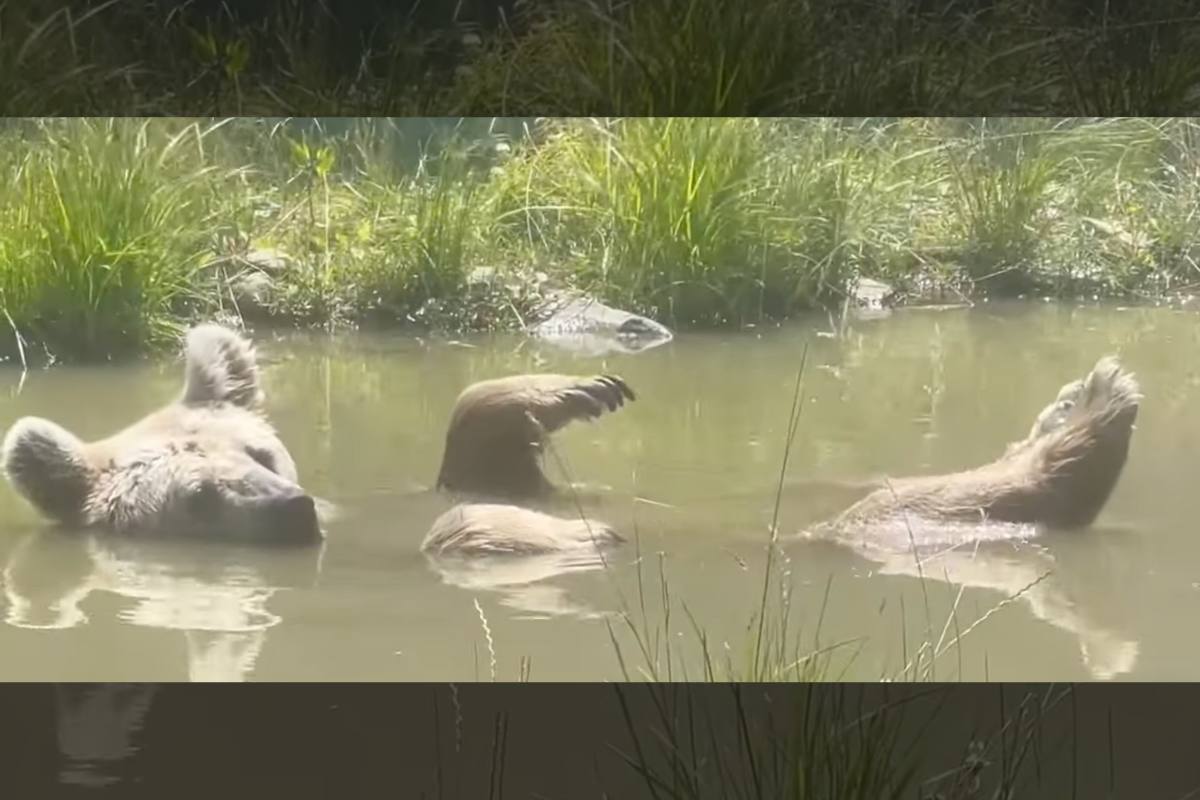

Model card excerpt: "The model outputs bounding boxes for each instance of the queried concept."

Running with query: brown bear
[829,355,1141,534]
[435,373,636,499]
[424,373,636,555]
[1,324,321,544]
[422,502,623,556]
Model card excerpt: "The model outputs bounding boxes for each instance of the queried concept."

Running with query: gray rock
[223,249,296,315]
[847,277,897,320]
[527,292,674,356]
[239,249,294,274]
[229,271,276,313]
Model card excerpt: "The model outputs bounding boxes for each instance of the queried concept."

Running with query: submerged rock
[230,271,275,312]
[847,277,898,320]
[225,249,296,316]
[526,291,674,356]
[240,249,294,275]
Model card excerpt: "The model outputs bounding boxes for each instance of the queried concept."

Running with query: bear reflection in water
[3,528,324,682]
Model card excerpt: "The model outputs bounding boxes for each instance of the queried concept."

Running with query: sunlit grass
[6,115,1200,361]
[0,118,237,361]
[490,117,789,325]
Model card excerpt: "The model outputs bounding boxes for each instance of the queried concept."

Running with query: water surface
[1,301,1196,681]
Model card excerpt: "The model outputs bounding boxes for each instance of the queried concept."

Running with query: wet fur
[832,356,1141,532]
[180,323,264,409]
[2,325,317,540]
[436,373,635,499]
[422,503,624,556]
[428,373,636,555]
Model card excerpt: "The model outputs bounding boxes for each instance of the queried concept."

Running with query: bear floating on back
[830,355,1141,535]
[2,324,321,544]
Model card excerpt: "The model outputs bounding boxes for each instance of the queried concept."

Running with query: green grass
[5,115,1200,362]
[0,118,241,361]
[8,0,1200,117]
[417,682,1087,799]
[607,682,1092,800]
[489,118,793,325]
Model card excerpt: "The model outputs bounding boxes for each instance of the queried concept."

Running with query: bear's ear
[180,324,264,409]
[1,417,93,525]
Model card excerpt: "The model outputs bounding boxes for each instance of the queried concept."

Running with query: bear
[420,502,623,619]
[1,324,321,544]
[829,355,1141,535]
[424,373,636,556]
[422,502,624,556]
[435,373,636,500]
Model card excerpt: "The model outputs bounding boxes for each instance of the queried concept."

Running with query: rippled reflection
[4,530,324,681]
[798,519,1142,680]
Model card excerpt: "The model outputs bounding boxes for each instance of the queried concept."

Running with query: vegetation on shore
[6,0,1200,117]
[3,115,1200,363]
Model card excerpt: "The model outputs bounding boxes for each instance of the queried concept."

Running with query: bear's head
[1,324,321,545]
[3,414,321,544]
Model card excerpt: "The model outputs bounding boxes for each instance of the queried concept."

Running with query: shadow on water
[0,300,1195,680]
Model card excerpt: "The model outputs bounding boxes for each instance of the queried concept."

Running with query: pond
[0,301,1195,682]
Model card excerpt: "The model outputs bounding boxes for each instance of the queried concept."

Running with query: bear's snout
[261,492,322,544]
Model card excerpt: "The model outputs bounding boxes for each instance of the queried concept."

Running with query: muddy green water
[1,301,1196,682]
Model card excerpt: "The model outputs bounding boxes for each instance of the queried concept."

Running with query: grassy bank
[4,115,1200,363]
[5,0,1200,116]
